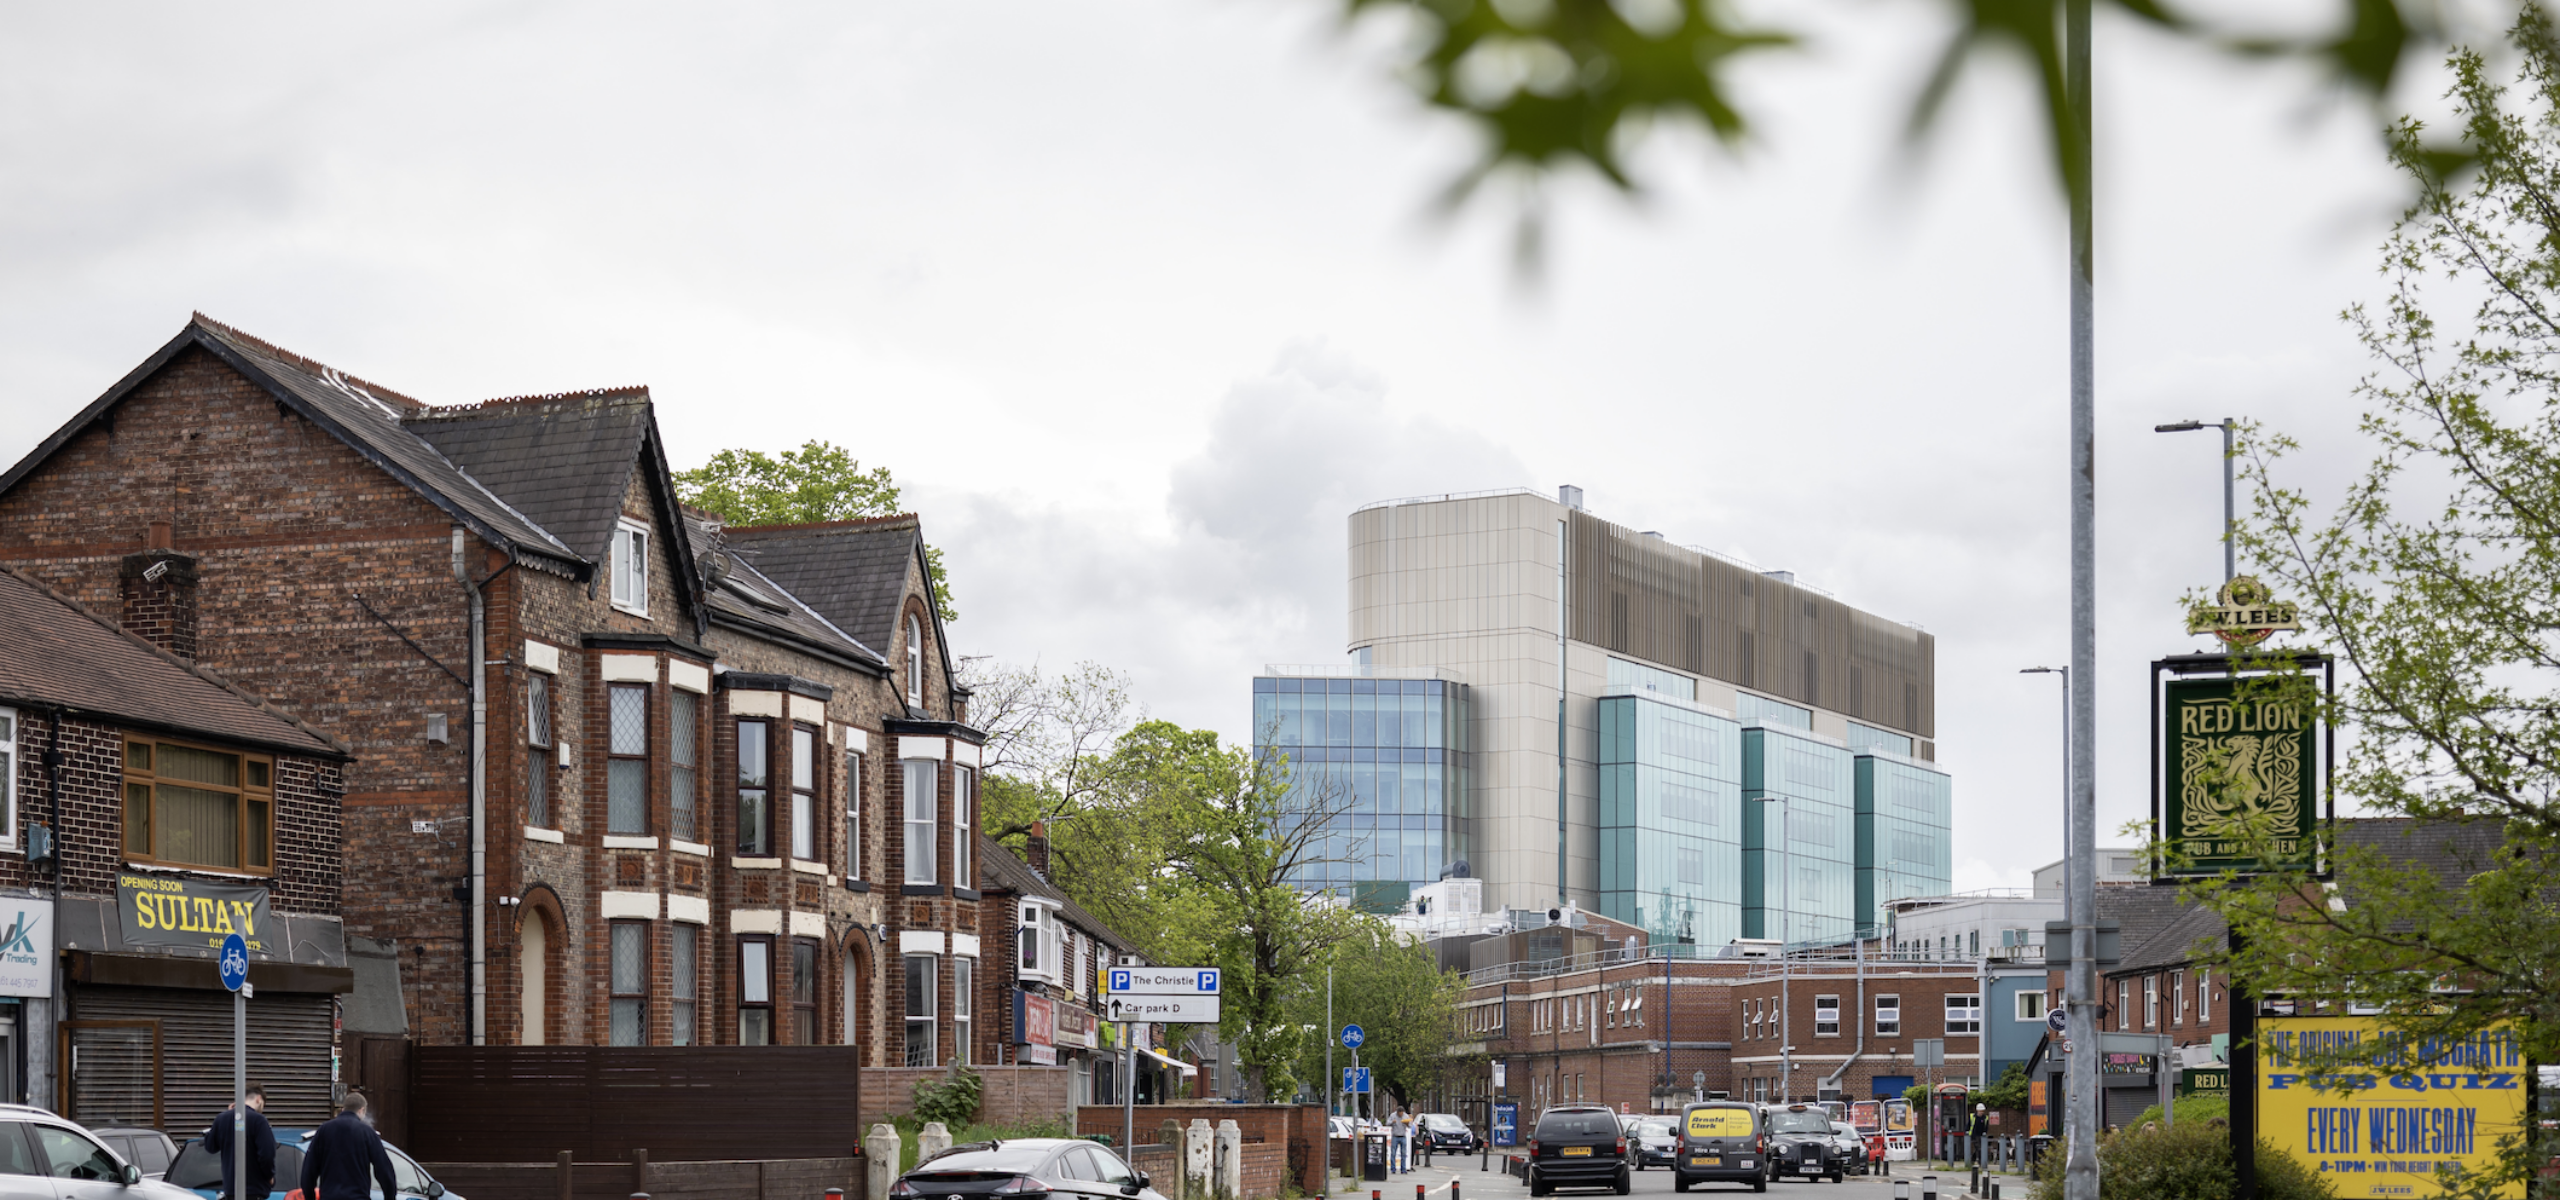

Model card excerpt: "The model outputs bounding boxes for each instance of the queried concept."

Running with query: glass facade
[1253,675,1469,911]
[1595,692,1741,948]
[1856,752,1952,928]
[1741,725,1858,944]
[1735,693,1813,731]
[1845,721,1914,757]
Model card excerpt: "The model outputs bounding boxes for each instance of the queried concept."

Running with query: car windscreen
[1421,1116,1465,1131]
[911,1148,1058,1177]
[1634,1121,1673,1136]
[1767,1111,1832,1134]
[1683,1109,1753,1138]
[1535,1114,1618,1139]
[166,1142,220,1189]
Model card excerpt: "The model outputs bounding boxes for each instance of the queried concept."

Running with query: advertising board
[2258,1017,2526,1198]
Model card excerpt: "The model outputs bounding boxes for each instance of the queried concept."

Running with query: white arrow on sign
[1106,995,1223,1023]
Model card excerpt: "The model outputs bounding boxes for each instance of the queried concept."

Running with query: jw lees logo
[2187,576,2301,647]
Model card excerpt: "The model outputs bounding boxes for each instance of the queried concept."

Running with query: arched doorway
[842,935,872,1061]
[518,901,562,1046]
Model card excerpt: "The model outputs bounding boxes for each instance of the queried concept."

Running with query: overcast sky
[0,2,2463,890]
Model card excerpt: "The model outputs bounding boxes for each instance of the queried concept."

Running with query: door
[30,1123,134,1200]
[0,1123,59,1200]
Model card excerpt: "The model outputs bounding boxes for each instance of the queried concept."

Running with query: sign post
[219,932,248,1200]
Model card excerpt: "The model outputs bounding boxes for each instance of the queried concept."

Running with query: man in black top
[203,1084,277,1200]
[300,1092,398,1200]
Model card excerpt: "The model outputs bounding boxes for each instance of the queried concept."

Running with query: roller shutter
[69,985,333,1134]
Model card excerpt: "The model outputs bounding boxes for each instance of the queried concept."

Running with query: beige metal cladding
[1563,511,1934,739]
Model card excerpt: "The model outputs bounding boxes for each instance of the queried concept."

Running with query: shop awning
[1139,1046,1199,1077]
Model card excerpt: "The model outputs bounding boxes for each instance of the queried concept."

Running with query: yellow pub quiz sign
[2260,1018,2526,1198]
[2162,675,2316,873]
[116,875,273,954]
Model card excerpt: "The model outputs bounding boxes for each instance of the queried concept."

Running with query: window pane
[793,795,816,861]
[158,745,238,787]
[246,798,271,869]
[669,692,696,766]
[125,743,150,772]
[738,791,768,856]
[904,761,936,884]
[793,728,815,790]
[738,722,768,786]
[527,675,551,747]
[792,941,817,1005]
[846,752,863,880]
[610,686,648,756]
[670,766,695,842]
[526,748,550,828]
[611,923,647,993]
[246,761,268,789]
[157,783,240,867]
[904,955,934,1017]
[739,1010,771,1046]
[672,925,696,1001]
[124,784,150,854]
[610,999,644,1046]
[608,759,648,835]
[953,957,972,1018]
[741,941,770,1004]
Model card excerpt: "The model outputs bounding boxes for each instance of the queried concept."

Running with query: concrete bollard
[865,1123,902,1200]
[919,1122,953,1163]
[1214,1120,1243,1200]
[1185,1119,1215,1200]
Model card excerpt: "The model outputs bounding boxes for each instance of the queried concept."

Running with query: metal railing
[1461,942,2013,986]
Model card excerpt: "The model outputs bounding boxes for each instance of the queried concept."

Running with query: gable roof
[689,512,884,673]
[724,516,925,654]
[977,832,1139,957]
[405,389,657,570]
[0,564,343,759]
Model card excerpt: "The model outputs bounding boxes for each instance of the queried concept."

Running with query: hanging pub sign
[2186,575,2301,647]
[2151,651,2332,878]
[117,874,273,953]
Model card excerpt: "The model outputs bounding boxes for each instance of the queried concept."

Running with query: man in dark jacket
[300,1092,398,1200]
[203,1085,277,1200]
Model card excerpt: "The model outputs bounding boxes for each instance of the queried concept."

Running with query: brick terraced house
[0,316,995,1085]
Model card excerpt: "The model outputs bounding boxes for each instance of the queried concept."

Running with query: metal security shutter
[73,985,334,1133]
[2101,1083,2154,1129]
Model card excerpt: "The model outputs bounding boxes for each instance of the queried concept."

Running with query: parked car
[169,1128,460,1200]
[1759,1104,1850,1184]
[893,1138,1165,1200]
[1670,1101,1766,1193]
[0,1104,202,1200]
[1825,1123,1870,1177]
[1623,1119,1676,1170]
[1417,1114,1476,1156]
[85,1127,177,1181]
[1525,1105,1629,1197]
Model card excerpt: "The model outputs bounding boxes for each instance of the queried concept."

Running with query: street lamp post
[2153,420,2237,583]
[2019,666,2069,828]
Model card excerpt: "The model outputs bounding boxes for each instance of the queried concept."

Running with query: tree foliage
[2190,12,2560,1195]
[1334,0,2459,256]
[1290,922,1477,1112]
[674,438,955,621]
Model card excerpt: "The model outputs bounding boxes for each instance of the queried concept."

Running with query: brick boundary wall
[865,1065,1073,1128]
[1074,1104,1324,1197]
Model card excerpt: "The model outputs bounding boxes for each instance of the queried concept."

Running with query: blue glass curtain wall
[1741,725,1860,944]
[1595,693,1743,949]
[1253,676,1470,910]
[1855,753,1952,930]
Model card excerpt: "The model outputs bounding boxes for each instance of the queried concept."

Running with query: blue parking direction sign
[1108,967,1220,995]
[1342,1023,1365,1049]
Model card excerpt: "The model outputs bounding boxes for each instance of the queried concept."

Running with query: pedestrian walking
[1967,1103,1989,1168]
[203,1085,277,1200]
[1389,1109,1410,1174]
[299,1092,397,1200]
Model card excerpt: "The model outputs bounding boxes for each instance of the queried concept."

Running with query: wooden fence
[423,1157,860,1200]
[407,1047,863,1164]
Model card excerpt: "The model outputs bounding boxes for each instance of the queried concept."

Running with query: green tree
[2196,12,2560,1195]
[675,439,955,621]
[1292,922,1479,1112]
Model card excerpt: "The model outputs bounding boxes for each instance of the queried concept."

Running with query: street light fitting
[2020,666,2062,675]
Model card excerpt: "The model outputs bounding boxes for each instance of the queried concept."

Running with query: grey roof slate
[725,517,923,657]
[2117,900,2227,974]
[977,833,1139,956]
[406,391,656,570]
[691,513,882,669]
[0,564,343,759]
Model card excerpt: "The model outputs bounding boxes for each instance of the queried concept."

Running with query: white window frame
[953,954,974,1067]
[906,615,925,706]
[904,953,938,1067]
[0,707,18,850]
[2197,968,2212,1023]
[1018,901,1053,983]
[2016,991,2047,1022]
[611,520,651,616]
[845,750,864,882]
[903,758,938,885]
[2171,970,2186,1026]
[1945,993,1982,1035]
[1874,994,1900,1038]
[952,765,974,887]
[2144,975,2158,1029]
[1815,995,1840,1037]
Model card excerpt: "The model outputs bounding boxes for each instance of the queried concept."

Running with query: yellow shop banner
[2259,1016,2526,1198]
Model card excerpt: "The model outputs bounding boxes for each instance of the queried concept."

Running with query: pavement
[1321,1153,2035,1200]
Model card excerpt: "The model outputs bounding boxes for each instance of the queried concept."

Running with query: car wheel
[1614,1168,1633,1196]
[1528,1169,1550,1197]
[1673,1176,1691,1193]
[1752,1178,1767,1193]
[1828,1171,1843,1184]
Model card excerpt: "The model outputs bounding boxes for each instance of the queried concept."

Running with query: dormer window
[906,614,924,706]
[611,520,650,616]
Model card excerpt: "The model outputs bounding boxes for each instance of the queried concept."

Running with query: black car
[892,1139,1164,1200]
[1759,1105,1849,1184]
[1671,1101,1766,1193]
[1418,1114,1476,1155]
[1625,1119,1676,1170]
[1525,1105,1630,1197]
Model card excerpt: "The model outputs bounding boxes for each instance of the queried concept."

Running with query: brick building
[0,316,996,1079]
[974,828,1182,1104]
[0,561,351,1122]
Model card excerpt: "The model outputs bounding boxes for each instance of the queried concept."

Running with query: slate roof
[2116,900,2226,974]
[406,390,656,570]
[977,832,1139,957]
[2337,816,2510,895]
[0,564,343,759]
[725,516,927,658]
[689,513,882,670]
[2094,882,2193,955]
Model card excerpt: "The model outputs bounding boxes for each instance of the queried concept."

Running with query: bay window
[904,954,937,1066]
[737,720,770,856]
[607,684,649,835]
[791,726,818,862]
[903,759,937,884]
[670,691,699,843]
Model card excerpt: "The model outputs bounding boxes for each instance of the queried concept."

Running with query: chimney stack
[121,524,200,658]
[1026,820,1051,881]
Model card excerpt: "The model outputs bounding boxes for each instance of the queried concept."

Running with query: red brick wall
[860,1064,1071,1127]
[1073,1104,1325,1196]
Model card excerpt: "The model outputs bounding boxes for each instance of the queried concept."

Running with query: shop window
[904,760,938,884]
[904,954,938,1066]
[670,691,699,843]
[525,676,552,828]
[792,938,820,1044]
[737,720,771,856]
[792,726,818,862]
[610,921,647,1045]
[608,684,649,835]
[122,739,273,873]
[739,936,774,1045]
[672,923,698,1046]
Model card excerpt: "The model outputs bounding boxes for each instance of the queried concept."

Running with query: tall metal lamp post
[2154,420,2236,583]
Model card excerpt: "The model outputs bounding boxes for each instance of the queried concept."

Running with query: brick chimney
[120,522,200,658]
[1026,820,1051,880]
